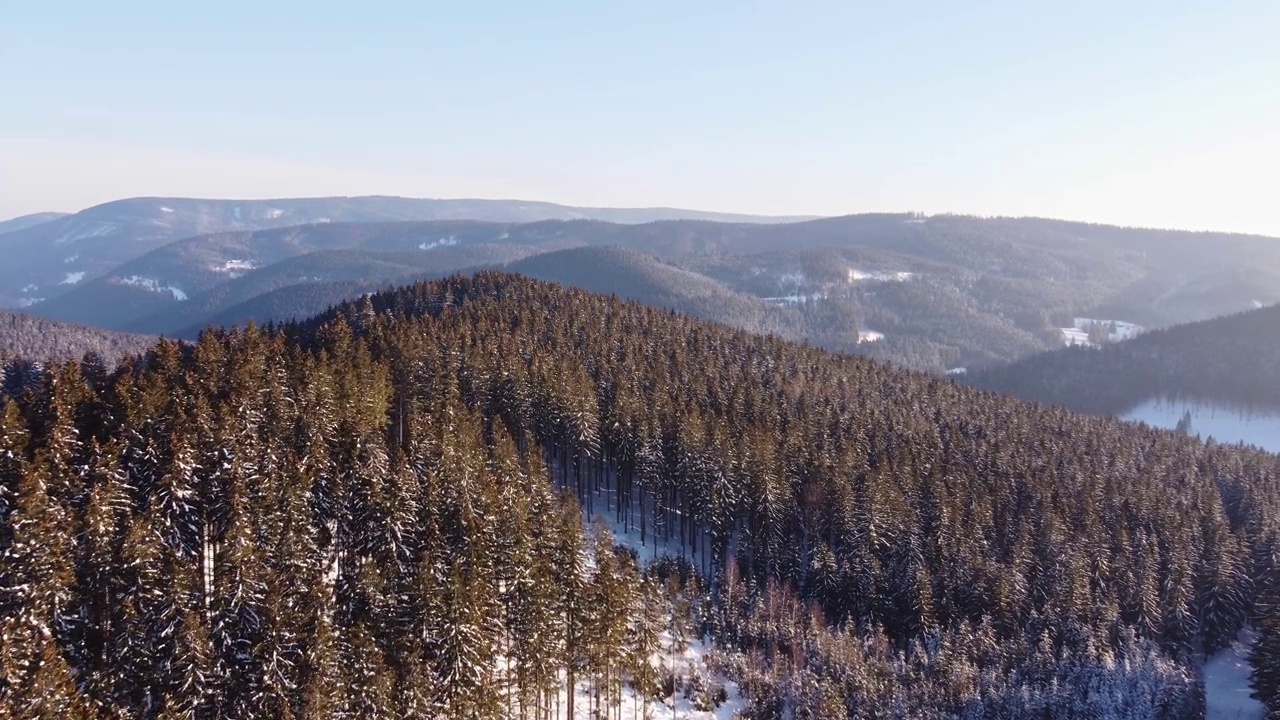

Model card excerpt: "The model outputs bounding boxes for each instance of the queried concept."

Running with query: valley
[8,203,1280,374]
[3,272,1278,718]
[9,4,1280,717]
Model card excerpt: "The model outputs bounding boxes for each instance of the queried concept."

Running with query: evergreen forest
[2,272,1279,718]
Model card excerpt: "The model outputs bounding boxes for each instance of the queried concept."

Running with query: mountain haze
[0,196,811,309]
[13,204,1280,374]
[0,212,69,236]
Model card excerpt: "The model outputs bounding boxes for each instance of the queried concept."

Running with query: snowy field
[1121,398,1280,453]
[1060,317,1145,347]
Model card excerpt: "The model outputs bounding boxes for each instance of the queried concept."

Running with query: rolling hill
[507,247,807,341]
[7,271,1277,716]
[0,211,68,236]
[128,244,538,335]
[968,302,1280,417]
[0,196,809,309]
[17,208,1280,374]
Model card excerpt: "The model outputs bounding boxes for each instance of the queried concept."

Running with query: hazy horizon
[4,1,1278,235]
[6,191,1280,239]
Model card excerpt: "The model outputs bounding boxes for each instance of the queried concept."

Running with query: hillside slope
[4,271,1280,716]
[0,211,68,236]
[130,245,535,335]
[508,246,806,341]
[22,211,1280,373]
[0,196,807,308]
[0,310,155,364]
[968,302,1280,416]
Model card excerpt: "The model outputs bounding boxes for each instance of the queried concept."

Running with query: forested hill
[968,302,1280,416]
[0,310,156,364]
[3,271,1280,717]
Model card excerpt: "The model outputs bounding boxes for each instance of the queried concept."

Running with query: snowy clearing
[763,293,823,305]
[1121,399,1280,453]
[419,236,460,250]
[848,268,914,283]
[60,271,86,285]
[517,633,746,720]
[1074,317,1144,342]
[159,206,175,213]
[1060,327,1094,347]
[214,259,258,273]
[858,330,884,344]
[117,275,189,301]
[1203,627,1264,720]
[21,284,38,294]
[63,253,79,264]
[1059,318,1144,347]
[563,481,747,719]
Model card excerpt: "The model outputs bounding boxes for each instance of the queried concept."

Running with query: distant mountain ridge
[0,211,69,236]
[0,196,814,309]
[13,205,1280,374]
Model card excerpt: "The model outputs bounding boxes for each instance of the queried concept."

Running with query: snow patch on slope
[1061,327,1094,347]
[55,221,119,244]
[213,259,258,278]
[60,271,85,285]
[858,330,884,344]
[420,236,460,250]
[763,293,823,305]
[117,275,189,301]
[848,268,914,282]
[1060,318,1145,347]
[1075,317,1144,342]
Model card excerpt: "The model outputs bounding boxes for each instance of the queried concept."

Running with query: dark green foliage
[2,271,1278,717]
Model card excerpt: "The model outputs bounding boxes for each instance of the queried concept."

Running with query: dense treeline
[0,310,156,365]
[3,272,1280,717]
[968,303,1280,416]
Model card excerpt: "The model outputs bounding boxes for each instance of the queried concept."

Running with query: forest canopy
[1,272,1278,718]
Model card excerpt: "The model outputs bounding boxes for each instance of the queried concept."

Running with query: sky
[2,1,1278,234]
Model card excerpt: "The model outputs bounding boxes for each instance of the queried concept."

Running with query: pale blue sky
[2,1,1278,233]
